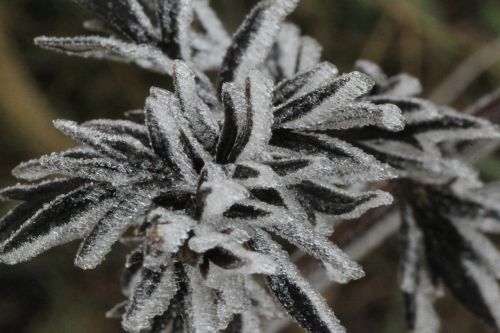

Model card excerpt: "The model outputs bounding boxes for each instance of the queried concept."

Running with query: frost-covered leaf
[39,153,153,186]
[35,36,173,74]
[82,119,151,147]
[235,71,274,162]
[269,131,395,184]
[295,36,322,74]
[0,178,88,202]
[244,278,283,319]
[366,96,440,124]
[250,230,346,333]
[123,256,178,332]
[0,3,421,332]
[273,71,375,128]
[158,0,194,59]
[455,221,500,281]
[11,147,107,182]
[173,60,219,151]
[54,119,155,162]
[0,183,117,264]
[191,0,231,71]
[271,24,302,80]
[267,23,323,82]
[218,0,300,88]
[267,218,365,282]
[216,82,248,164]
[309,102,404,132]
[75,189,153,269]
[355,59,422,97]
[16,1,500,332]
[404,268,441,333]
[406,184,500,331]
[273,62,338,106]
[179,264,219,332]
[344,105,500,158]
[353,140,479,184]
[420,183,500,234]
[192,0,230,47]
[400,203,440,333]
[417,107,500,150]
[11,157,53,182]
[145,87,205,182]
[73,0,157,42]
[289,180,393,222]
[204,266,250,329]
[272,65,405,132]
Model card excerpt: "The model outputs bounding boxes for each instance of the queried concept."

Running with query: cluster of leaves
[1,0,500,332]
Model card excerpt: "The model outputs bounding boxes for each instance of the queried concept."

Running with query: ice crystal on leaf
[2,0,500,332]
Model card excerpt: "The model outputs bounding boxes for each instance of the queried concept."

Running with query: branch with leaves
[1,1,500,333]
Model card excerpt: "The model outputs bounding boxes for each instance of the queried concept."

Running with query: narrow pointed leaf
[273,62,338,106]
[218,0,300,88]
[274,71,374,128]
[173,60,219,151]
[216,83,248,163]
[0,184,117,265]
[250,230,346,333]
[35,36,172,74]
[233,71,274,162]
[123,257,178,332]
[296,36,322,73]
[73,0,157,42]
[192,0,230,47]
[158,0,194,59]
[75,189,153,269]
[144,88,199,181]
[54,119,155,162]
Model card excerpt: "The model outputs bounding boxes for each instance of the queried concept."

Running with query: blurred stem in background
[0,3,69,156]
[367,0,500,105]
[359,16,397,63]
[431,38,500,104]
[374,0,460,51]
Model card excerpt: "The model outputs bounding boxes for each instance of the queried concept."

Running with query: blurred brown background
[0,0,499,332]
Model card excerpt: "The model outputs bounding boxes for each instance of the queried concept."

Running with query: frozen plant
[326,61,500,333]
[1,0,500,332]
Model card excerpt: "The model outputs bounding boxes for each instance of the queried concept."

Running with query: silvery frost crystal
[1,0,500,332]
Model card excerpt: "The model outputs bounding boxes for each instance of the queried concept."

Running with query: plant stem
[430,38,500,104]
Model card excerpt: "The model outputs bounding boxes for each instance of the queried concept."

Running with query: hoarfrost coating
[1,0,500,333]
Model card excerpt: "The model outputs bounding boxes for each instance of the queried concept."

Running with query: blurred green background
[0,0,499,332]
